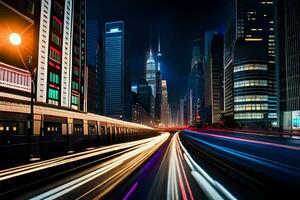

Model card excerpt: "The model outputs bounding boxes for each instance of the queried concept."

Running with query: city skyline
[87,0,232,112]
[0,1,300,199]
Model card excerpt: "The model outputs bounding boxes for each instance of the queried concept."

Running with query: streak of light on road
[30,133,169,200]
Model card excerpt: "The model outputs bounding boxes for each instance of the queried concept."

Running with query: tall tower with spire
[146,49,156,97]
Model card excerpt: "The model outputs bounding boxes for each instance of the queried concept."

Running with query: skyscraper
[35,0,87,111]
[146,49,156,98]
[155,37,162,125]
[189,39,205,126]
[161,80,170,127]
[224,17,235,118]
[224,0,277,128]
[137,78,152,121]
[104,21,124,119]
[87,20,104,114]
[276,0,300,131]
[209,33,224,124]
[191,39,202,70]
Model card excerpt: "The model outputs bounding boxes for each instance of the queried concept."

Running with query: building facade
[224,0,277,128]
[276,0,300,131]
[155,38,162,125]
[189,39,205,126]
[234,40,276,129]
[104,21,124,119]
[36,0,87,112]
[137,78,152,115]
[161,80,170,127]
[87,20,103,114]
[209,33,224,124]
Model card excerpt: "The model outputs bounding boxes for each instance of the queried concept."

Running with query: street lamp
[9,33,22,46]
[8,32,38,161]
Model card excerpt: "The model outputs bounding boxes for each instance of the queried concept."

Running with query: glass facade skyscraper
[276,0,300,131]
[104,21,124,119]
[228,0,277,128]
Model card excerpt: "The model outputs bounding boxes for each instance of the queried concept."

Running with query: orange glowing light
[9,32,22,46]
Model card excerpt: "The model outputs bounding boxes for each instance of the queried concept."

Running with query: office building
[234,40,276,129]
[209,33,224,124]
[87,20,103,114]
[104,21,124,119]
[224,18,235,118]
[35,0,87,111]
[137,79,152,114]
[155,37,162,125]
[161,80,170,127]
[189,39,205,126]
[223,0,277,128]
[0,0,88,111]
[276,0,300,130]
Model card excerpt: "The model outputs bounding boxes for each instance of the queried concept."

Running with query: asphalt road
[1,130,299,199]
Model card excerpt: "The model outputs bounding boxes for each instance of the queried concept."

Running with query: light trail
[0,136,162,181]
[167,133,195,200]
[178,134,237,200]
[185,134,300,176]
[186,130,300,151]
[30,133,169,200]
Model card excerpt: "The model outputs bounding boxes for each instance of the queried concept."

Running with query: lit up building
[189,39,205,126]
[0,0,38,103]
[146,49,156,98]
[227,0,277,128]
[155,37,162,125]
[104,21,124,119]
[0,0,87,109]
[234,40,276,128]
[276,0,300,131]
[36,0,87,111]
[161,80,170,127]
[224,18,235,118]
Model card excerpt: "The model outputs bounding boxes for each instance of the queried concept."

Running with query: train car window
[0,125,4,131]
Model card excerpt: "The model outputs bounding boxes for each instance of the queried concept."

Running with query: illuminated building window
[51,33,61,47]
[234,80,268,88]
[235,95,268,102]
[49,47,61,63]
[72,81,79,90]
[234,104,268,111]
[234,64,267,73]
[49,72,60,84]
[234,113,264,120]
[52,16,62,34]
[71,95,79,105]
[48,88,59,100]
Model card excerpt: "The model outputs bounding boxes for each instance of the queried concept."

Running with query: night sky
[87,0,232,114]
